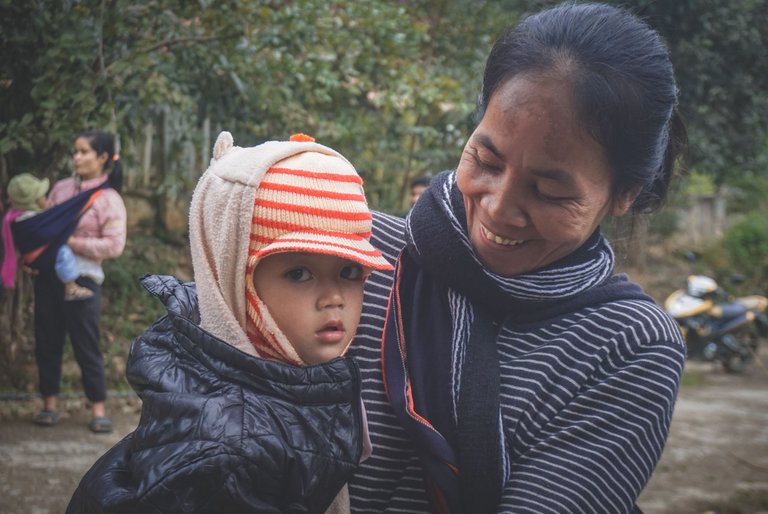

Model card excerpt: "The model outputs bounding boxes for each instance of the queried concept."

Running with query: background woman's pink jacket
[47,175,127,264]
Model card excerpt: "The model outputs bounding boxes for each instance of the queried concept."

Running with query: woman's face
[72,137,108,181]
[456,75,632,277]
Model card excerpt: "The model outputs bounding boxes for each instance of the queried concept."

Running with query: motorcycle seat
[709,302,748,320]
[736,295,768,312]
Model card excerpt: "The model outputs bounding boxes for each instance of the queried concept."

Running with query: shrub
[722,213,768,290]
[98,234,191,389]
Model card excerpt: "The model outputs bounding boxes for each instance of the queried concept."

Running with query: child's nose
[317,283,344,309]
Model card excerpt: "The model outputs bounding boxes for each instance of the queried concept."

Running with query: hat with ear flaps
[188,131,392,363]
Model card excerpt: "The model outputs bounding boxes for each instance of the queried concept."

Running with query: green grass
[679,367,707,388]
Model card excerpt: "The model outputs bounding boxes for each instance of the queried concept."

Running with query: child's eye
[340,265,364,281]
[285,267,312,282]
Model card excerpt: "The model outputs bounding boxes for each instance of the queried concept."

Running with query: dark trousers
[33,271,106,403]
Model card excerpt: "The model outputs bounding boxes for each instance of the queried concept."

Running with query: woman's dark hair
[479,2,687,214]
[76,129,123,192]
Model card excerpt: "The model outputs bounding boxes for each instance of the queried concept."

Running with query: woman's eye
[480,161,500,172]
[341,265,364,281]
[536,186,573,203]
[472,152,501,173]
[285,268,311,282]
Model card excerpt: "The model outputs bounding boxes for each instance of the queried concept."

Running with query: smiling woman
[344,3,689,514]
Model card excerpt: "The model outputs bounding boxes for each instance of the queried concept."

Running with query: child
[2,173,94,301]
[66,132,392,514]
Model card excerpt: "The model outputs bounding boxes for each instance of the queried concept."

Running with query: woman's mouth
[481,225,524,247]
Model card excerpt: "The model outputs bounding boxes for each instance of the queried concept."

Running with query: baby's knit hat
[188,131,392,364]
[245,133,392,364]
[7,173,49,211]
[247,133,392,269]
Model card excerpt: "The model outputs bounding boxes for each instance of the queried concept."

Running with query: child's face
[252,252,366,365]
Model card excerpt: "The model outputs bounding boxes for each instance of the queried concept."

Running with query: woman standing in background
[33,130,126,433]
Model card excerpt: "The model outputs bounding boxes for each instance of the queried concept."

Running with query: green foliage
[647,208,679,239]
[616,0,768,185]
[723,174,768,215]
[2,0,767,211]
[722,213,768,289]
[681,171,716,196]
[679,367,706,388]
[1,0,519,212]
[97,233,188,389]
[102,234,184,338]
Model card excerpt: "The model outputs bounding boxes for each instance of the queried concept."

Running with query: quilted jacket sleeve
[65,434,285,514]
[130,440,287,513]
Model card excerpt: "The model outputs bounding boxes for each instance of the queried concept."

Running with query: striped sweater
[347,210,685,513]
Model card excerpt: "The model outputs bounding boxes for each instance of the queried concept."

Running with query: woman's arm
[498,307,685,514]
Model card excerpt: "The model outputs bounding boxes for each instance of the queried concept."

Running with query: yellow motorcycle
[664,275,768,373]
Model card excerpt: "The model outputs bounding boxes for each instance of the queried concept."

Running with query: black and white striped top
[347,211,685,513]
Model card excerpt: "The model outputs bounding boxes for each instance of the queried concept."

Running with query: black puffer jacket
[67,275,364,514]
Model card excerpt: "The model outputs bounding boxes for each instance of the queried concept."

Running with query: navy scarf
[382,171,650,513]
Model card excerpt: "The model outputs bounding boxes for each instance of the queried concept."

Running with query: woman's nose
[485,177,528,227]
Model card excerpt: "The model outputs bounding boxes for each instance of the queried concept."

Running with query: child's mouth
[316,322,345,344]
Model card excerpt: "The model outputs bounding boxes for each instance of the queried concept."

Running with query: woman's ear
[611,186,641,216]
[97,152,109,169]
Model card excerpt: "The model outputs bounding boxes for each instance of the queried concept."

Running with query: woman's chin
[472,235,531,276]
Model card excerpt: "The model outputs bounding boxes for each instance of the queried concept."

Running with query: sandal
[64,283,95,302]
[89,416,113,433]
[34,409,59,426]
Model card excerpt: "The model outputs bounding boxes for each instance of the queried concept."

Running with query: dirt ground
[638,355,768,514]
[1,352,767,514]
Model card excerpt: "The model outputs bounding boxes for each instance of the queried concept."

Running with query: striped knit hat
[244,134,392,364]
[248,134,392,270]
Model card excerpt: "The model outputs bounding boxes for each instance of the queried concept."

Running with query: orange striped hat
[248,134,392,270]
[243,134,392,364]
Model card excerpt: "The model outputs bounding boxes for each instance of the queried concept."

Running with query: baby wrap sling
[10,170,119,273]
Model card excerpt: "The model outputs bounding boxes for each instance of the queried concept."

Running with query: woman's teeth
[483,226,523,246]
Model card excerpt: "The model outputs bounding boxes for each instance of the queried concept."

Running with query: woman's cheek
[456,159,483,195]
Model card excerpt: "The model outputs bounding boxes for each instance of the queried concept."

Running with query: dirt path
[1,355,767,514]
[638,356,768,514]
[0,397,142,514]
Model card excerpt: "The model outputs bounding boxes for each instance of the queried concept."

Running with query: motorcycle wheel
[723,352,751,373]
[720,329,759,373]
